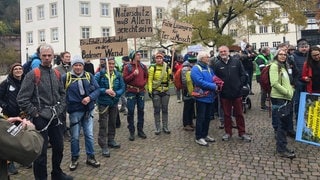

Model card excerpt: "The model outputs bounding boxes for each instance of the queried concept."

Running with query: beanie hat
[128,49,141,60]
[297,38,308,47]
[122,56,130,62]
[10,63,22,76]
[71,55,84,66]
[155,53,164,59]
[188,55,197,63]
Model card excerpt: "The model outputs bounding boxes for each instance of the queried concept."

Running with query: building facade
[20,0,169,65]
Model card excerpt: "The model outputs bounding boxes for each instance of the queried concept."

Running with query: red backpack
[173,68,183,90]
[33,68,61,85]
[260,65,272,94]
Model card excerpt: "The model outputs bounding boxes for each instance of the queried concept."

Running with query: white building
[20,0,169,66]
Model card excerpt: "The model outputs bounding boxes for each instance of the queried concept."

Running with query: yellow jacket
[148,62,171,93]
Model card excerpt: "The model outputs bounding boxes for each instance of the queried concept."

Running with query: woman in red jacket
[301,46,320,93]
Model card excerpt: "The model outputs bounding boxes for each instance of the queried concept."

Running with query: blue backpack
[22,55,39,74]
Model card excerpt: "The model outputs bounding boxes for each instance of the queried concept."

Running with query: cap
[122,56,130,62]
[10,63,22,76]
[188,55,197,62]
[71,55,84,66]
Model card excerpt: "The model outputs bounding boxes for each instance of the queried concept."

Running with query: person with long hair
[301,45,320,93]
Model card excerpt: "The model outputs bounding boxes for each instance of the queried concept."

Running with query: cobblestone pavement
[12,82,320,179]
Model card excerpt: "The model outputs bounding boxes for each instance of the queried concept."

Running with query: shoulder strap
[34,68,41,85]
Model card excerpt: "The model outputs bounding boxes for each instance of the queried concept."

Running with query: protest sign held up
[80,36,128,60]
[113,6,153,38]
[161,20,193,44]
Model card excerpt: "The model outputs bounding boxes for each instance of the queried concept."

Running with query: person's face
[200,55,210,64]
[72,63,84,75]
[277,50,287,63]
[62,53,71,64]
[40,48,54,67]
[12,66,23,78]
[311,50,320,62]
[218,47,230,60]
[298,44,309,54]
[278,46,288,53]
[155,56,163,65]
[134,52,142,61]
[100,60,106,68]
[108,60,115,72]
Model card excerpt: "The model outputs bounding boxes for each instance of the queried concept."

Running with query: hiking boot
[102,147,110,157]
[51,172,73,180]
[205,136,216,143]
[163,127,171,134]
[138,131,147,139]
[239,134,252,142]
[222,134,231,141]
[86,155,100,168]
[195,138,208,146]
[183,125,194,131]
[277,151,296,159]
[8,161,18,175]
[286,148,295,153]
[218,122,224,129]
[69,157,79,171]
[108,140,121,149]
[260,106,270,111]
[177,100,182,103]
[155,128,161,135]
[129,132,135,141]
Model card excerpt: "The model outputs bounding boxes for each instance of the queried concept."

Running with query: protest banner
[296,92,320,147]
[80,36,128,60]
[161,19,193,44]
[113,6,153,38]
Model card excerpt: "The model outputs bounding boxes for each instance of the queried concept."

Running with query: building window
[38,5,45,20]
[81,27,90,39]
[249,25,256,34]
[51,28,59,41]
[80,2,90,16]
[50,2,57,17]
[259,26,268,33]
[101,27,110,37]
[283,24,288,32]
[229,29,237,37]
[101,3,110,16]
[156,8,164,19]
[39,30,46,43]
[282,11,288,17]
[26,32,33,44]
[271,25,280,33]
[252,43,257,50]
[260,42,268,48]
[272,41,281,48]
[26,8,32,21]
[140,50,148,59]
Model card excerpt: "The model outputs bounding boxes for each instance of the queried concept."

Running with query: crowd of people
[0,39,318,178]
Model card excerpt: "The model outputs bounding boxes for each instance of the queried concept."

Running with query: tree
[167,0,318,48]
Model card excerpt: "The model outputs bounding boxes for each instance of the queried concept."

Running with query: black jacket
[214,56,247,99]
[0,75,23,117]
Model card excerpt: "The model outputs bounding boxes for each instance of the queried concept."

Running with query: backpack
[126,62,147,73]
[33,68,61,86]
[260,65,271,94]
[173,68,183,89]
[64,71,91,90]
[23,55,39,74]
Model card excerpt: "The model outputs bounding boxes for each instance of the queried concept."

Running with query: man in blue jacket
[214,46,252,142]
[95,57,125,157]
[62,55,100,171]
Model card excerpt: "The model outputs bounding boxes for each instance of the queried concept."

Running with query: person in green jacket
[269,49,295,159]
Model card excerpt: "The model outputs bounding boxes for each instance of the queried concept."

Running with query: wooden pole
[106,58,112,89]
[170,44,176,71]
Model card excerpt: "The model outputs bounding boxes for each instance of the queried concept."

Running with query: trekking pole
[106,57,112,89]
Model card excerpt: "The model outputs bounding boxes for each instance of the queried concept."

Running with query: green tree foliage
[0,0,20,34]
[168,0,318,48]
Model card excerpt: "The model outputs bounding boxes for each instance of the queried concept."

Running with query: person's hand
[7,117,35,129]
[106,89,116,97]
[82,96,91,105]
[134,69,139,75]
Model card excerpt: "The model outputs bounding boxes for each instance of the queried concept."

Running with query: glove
[148,92,154,99]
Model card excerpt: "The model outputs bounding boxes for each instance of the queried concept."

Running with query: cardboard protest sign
[296,92,320,147]
[113,6,153,38]
[161,20,193,44]
[80,36,128,60]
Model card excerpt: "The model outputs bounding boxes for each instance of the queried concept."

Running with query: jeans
[271,98,290,152]
[221,97,245,136]
[271,100,294,132]
[69,110,95,157]
[98,104,118,148]
[126,91,145,133]
[294,81,306,122]
[176,88,182,100]
[195,101,212,140]
[182,98,195,127]
[120,94,127,110]
[32,116,64,179]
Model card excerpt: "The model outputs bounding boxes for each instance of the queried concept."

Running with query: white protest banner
[80,36,128,60]
[113,6,153,38]
[161,19,193,44]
